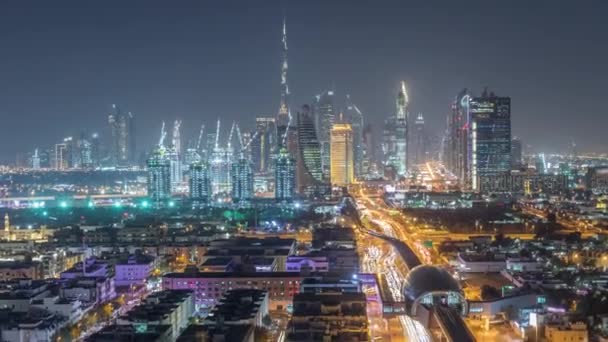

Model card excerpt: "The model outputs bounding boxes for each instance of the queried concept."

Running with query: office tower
[330,121,354,186]
[108,104,136,167]
[410,112,426,166]
[91,133,101,167]
[511,137,523,169]
[345,95,364,179]
[470,89,512,190]
[251,117,276,173]
[382,82,409,178]
[189,162,211,208]
[444,89,472,189]
[209,120,233,195]
[77,133,93,168]
[147,123,171,206]
[167,120,183,193]
[362,124,374,175]
[276,18,298,156]
[313,90,335,179]
[147,148,171,207]
[231,158,254,204]
[32,149,40,170]
[54,143,67,170]
[275,148,296,201]
[535,154,547,174]
[296,105,324,194]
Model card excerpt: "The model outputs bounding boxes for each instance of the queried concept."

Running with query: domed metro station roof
[402,265,462,301]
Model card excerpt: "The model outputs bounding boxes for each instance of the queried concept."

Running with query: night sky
[1,1,607,162]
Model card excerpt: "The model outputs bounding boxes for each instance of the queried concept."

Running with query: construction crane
[227,122,236,150]
[158,121,167,148]
[172,120,182,154]
[214,119,221,150]
[196,124,205,151]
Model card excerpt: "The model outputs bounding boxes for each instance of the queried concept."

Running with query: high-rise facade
[296,105,324,194]
[231,158,254,203]
[276,18,297,156]
[410,112,426,167]
[275,148,296,201]
[108,104,136,167]
[330,123,354,186]
[443,89,472,189]
[313,90,335,180]
[382,82,409,178]
[147,148,171,207]
[189,162,211,208]
[345,95,364,179]
[470,90,512,190]
[511,137,523,169]
[54,143,67,170]
[251,117,276,173]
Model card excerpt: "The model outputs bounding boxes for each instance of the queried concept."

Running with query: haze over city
[0,2,607,342]
[0,0,607,163]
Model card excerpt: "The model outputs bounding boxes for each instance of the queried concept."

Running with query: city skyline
[1,1,608,163]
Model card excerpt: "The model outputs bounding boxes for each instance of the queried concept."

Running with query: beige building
[545,322,588,342]
[330,123,354,186]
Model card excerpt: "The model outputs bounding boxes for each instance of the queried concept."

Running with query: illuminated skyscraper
[345,95,364,179]
[313,90,335,179]
[32,149,40,170]
[78,132,93,169]
[296,105,324,194]
[91,133,101,167]
[410,112,426,166]
[251,117,276,173]
[275,148,296,201]
[511,137,523,169]
[147,148,171,207]
[108,104,136,167]
[470,89,512,190]
[443,89,472,189]
[276,18,297,155]
[209,120,233,195]
[232,157,254,204]
[189,161,211,208]
[54,143,67,170]
[382,82,409,178]
[330,121,354,186]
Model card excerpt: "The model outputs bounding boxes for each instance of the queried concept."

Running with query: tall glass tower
[296,105,324,194]
[108,104,136,167]
[232,157,254,204]
[147,148,171,207]
[470,89,511,190]
[275,148,296,201]
[189,161,211,208]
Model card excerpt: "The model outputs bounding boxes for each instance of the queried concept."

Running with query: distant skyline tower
[54,142,67,170]
[330,120,354,186]
[276,17,297,155]
[382,81,409,178]
[275,148,296,201]
[470,89,512,190]
[108,104,136,167]
[443,89,472,189]
[168,120,184,192]
[189,161,211,208]
[32,148,40,170]
[345,94,364,179]
[231,157,254,204]
[296,105,324,195]
[410,112,426,166]
[251,117,276,173]
[511,137,523,169]
[314,90,335,180]
[147,123,171,207]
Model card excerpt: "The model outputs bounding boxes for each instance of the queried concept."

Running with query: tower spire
[277,16,291,145]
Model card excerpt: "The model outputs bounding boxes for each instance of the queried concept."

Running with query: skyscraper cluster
[442,88,512,190]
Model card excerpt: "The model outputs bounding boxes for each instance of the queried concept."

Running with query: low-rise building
[286,255,329,273]
[87,324,173,342]
[0,262,43,281]
[545,322,588,342]
[60,276,115,305]
[115,254,156,287]
[203,289,268,327]
[116,290,195,341]
[162,268,304,311]
[287,292,369,341]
